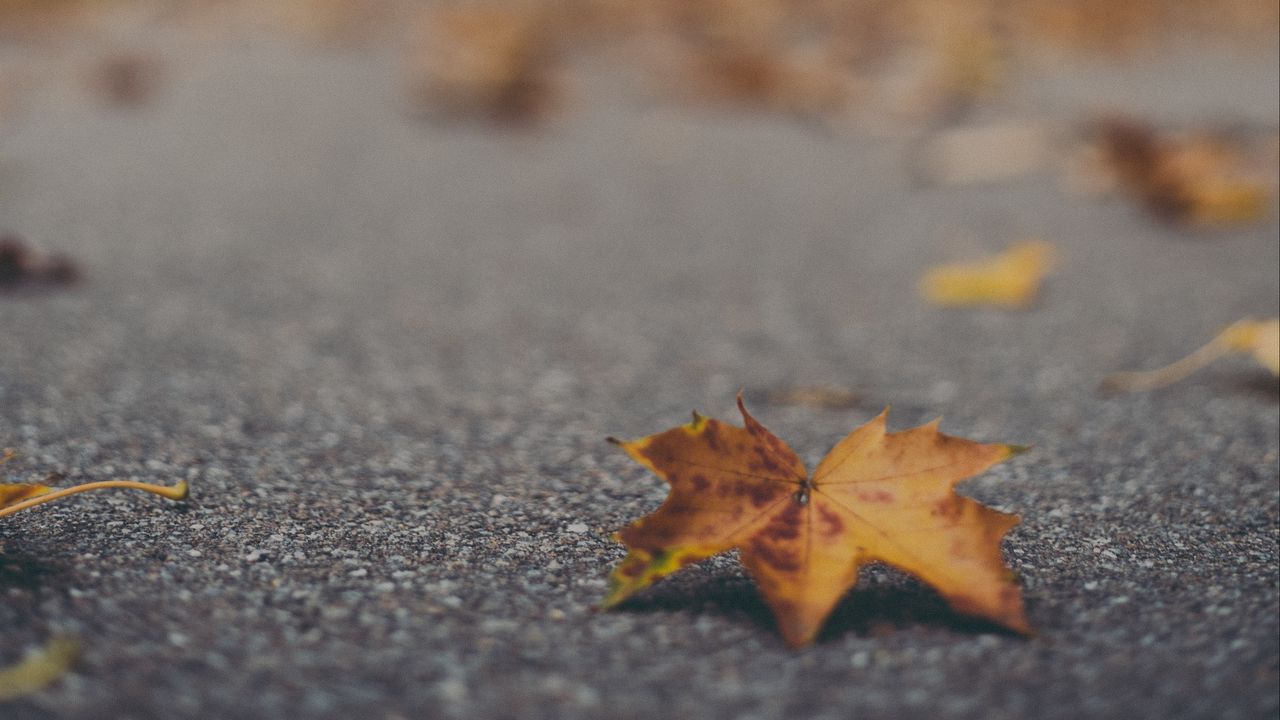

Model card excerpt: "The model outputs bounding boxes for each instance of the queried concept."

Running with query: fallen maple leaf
[919,240,1056,308]
[0,448,188,519]
[603,395,1028,647]
[1100,318,1280,394]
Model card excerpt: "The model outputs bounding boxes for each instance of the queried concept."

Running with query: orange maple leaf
[603,396,1029,647]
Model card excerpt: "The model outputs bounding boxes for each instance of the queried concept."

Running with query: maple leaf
[0,448,188,519]
[1101,318,1280,394]
[603,396,1029,647]
[918,240,1055,308]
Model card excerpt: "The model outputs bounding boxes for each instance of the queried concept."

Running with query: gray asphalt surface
[1,37,1277,720]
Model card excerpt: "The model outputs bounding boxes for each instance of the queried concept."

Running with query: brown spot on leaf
[760,503,802,542]
[817,505,843,538]
[931,498,963,520]
[749,538,801,573]
[751,445,781,474]
[703,423,721,451]
[856,490,894,504]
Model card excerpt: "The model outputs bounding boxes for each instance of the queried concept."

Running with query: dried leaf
[0,634,80,702]
[0,234,80,290]
[604,395,1028,647]
[406,4,559,123]
[0,481,52,509]
[1101,318,1280,394]
[1093,117,1273,226]
[0,449,188,519]
[919,240,1056,308]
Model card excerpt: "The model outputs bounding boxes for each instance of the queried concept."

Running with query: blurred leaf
[0,634,80,702]
[1093,117,1273,226]
[919,241,1056,308]
[1102,318,1280,393]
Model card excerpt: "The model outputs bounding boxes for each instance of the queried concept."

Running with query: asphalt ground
[0,35,1277,720]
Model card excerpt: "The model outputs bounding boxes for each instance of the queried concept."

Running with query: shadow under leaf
[613,566,1024,645]
[1207,372,1280,402]
[0,552,63,593]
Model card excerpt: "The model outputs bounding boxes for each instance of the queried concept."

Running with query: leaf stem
[0,479,188,519]
[1099,331,1233,394]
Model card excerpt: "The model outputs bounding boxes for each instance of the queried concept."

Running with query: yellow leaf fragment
[919,241,1056,308]
[0,449,50,509]
[0,634,80,702]
[0,450,189,519]
[1101,318,1280,394]
[0,482,53,509]
[604,395,1028,647]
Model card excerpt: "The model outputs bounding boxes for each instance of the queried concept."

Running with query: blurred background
[0,2,1277,718]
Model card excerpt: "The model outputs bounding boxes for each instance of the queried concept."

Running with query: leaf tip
[1095,375,1126,396]
[1004,444,1031,458]
[736,392,764,430]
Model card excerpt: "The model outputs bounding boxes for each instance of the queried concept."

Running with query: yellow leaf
[1101,318,1280,394]
[919,241,1056,308]
[0,449,50,509]
[0,482,52,509]
[1222,318,1280,375]
[604,395,1027,647]
[0,634,80,702]
[0,449,188,519]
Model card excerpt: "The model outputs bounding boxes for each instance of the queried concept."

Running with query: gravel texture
[0,37,1277,720]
